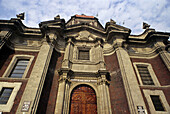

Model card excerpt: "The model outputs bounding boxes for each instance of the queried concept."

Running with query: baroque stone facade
[0,14,170,114]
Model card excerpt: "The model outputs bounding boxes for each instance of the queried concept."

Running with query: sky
[0,0,170,35]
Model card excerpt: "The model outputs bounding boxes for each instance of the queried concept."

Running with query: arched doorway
[69,85,97,114]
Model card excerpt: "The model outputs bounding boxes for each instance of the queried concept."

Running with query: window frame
[150,95,165,111]
[2,55,34,78]
[77,47,90,61]
[143,90,170,114]
[133,62,160,86]
[0,82,21,112]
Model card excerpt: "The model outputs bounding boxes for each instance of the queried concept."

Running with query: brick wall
[104,52,130,114]
[0,46,38,78]
[0,46,38,113]
[131,55,170,86]
[131,55,170,113]
[37,50,64,114]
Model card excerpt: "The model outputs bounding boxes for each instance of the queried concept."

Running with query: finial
[16,12,25,20]
[143,22,150,29]
[54,15,60,20]
[110,19,116,24]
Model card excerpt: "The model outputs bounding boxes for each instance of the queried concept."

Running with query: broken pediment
[105,19,130,33]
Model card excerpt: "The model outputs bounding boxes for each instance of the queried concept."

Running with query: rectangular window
[150,95,165,111]
[0,88,13,104]
[9,59,29,78]
[137,65,154,85]
[78,49,89,60]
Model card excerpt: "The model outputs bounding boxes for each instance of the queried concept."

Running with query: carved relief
[75,31,96,41]
[70,85,97,114]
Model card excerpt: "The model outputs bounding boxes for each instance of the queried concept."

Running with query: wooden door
[70,85,97,114]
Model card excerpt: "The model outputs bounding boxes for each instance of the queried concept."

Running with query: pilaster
[54,69,71,114]
[62,37,74,69]
[16,41,53,114]
[97,71,112,114]
[115,39,147,114]
[96,39,106,70]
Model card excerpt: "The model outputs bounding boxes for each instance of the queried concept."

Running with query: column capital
[58,68,73,83]
[58,75,71,83]
[97,77,110,85]
[97,70,110,85]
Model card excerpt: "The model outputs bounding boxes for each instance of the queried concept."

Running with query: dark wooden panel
[70,85,97,114]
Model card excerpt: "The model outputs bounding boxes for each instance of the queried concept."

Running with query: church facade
[0,14,170,114]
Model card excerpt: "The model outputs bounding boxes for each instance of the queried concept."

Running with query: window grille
[150,95,165,111]
[9,59,29,78]
[137,65,154,85]
[0,88,13,104]
[78,49,89,60]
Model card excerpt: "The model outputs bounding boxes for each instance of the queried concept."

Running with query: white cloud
[0,0,170,34]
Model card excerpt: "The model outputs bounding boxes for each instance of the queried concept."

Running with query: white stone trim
[133,62,160,86]
[0,82,22,112]
[143,90,170,114]
[2,55,34,78]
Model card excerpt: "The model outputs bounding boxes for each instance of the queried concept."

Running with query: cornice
[128,29,170,44]
[5,39,41,51]
[0,19,42,37]
[1,15,170,47]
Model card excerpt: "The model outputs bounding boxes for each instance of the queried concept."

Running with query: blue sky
[0,0,170,35]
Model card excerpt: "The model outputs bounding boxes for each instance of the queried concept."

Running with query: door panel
[70,85,97,114]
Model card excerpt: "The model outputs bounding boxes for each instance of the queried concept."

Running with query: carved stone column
[115,39,147,114]
[97,71,112,114]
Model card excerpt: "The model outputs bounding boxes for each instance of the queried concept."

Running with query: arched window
[69,85,97,114]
